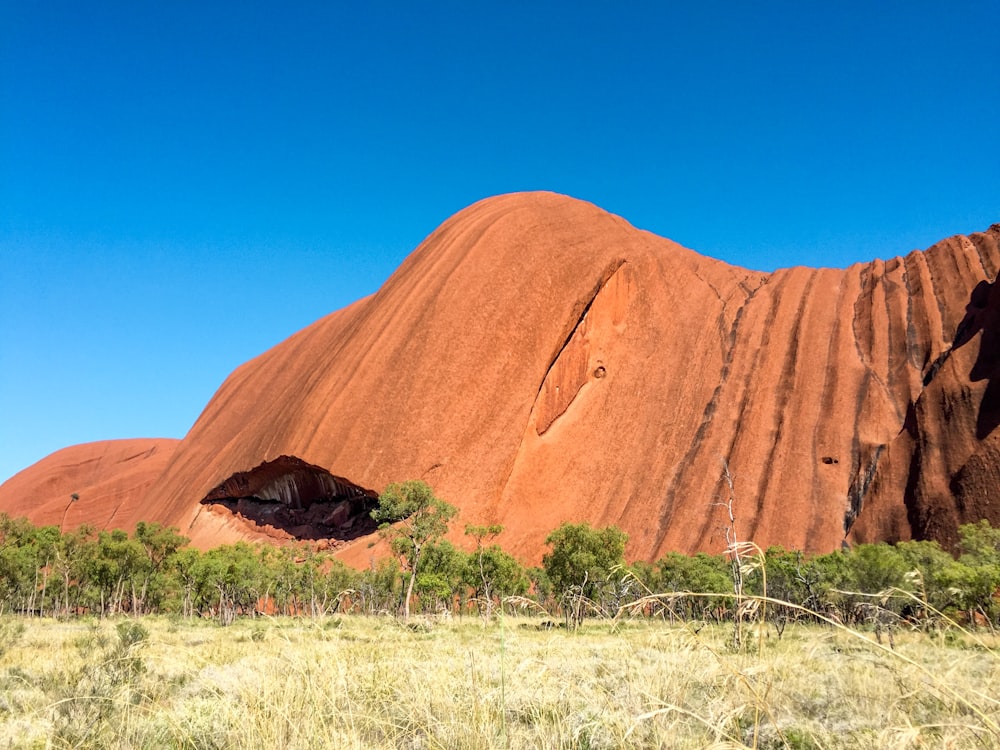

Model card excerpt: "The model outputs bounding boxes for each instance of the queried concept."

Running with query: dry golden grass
[0,614,998,749]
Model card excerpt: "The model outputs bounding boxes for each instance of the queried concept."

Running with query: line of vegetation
[2,481,1000,634]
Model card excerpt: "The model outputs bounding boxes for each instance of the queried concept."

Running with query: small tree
[954,520,1000,624]
[542,521,627,627]
[371,480,457,620]
[656,551,732,621]
[132,522,188,614]
[415,539,467,614]
[464,524,527,619]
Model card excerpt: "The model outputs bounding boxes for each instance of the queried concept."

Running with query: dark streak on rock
[747,270,818,541]
[682,273,791,549]
[882,261,911,424]
[972,231,999,281]
[902,255,930,372]
[844,442,885,534]
[654,277,768,544]
[844,369,871,533]
[851,263,876,372]
[936,239,970,337]
[806,272,846,544]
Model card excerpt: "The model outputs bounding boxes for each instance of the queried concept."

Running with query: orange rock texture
[0,439,177,531]
[2,193,998,562]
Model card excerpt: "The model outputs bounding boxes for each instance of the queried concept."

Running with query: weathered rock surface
[849,248,1000,549]
[0,439,178,531]
[2,193,998,561]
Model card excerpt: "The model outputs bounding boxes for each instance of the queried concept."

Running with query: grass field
[1,614,998,749]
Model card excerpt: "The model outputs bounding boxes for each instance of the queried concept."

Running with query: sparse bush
[543,522,628,627]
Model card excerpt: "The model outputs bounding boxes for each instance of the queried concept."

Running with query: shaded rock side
[849,226,1000,549]
[131,193,999,562]
[0,439,178,531]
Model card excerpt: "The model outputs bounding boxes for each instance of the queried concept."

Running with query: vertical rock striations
[2,194,997,561]
[850,226,1000,549]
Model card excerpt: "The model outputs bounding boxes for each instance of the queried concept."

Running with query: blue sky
[1,2,998,484]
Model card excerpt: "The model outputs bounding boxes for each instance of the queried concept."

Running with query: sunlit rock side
[136,194,1000,561]
[3,194,998,563]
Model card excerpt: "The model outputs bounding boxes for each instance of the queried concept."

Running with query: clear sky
[1,2,998,484]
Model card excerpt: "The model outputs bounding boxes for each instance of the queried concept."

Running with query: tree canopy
[542,521,627,625]
[370,480,457,620]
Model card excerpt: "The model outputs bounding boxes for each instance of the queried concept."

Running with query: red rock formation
[3,194,998,561]
[849,235,1000,549]
[0,439,177,531]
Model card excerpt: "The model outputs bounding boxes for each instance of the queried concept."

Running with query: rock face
[0,439,178,531]
[850,261,1000,549]
[2,193,998,561]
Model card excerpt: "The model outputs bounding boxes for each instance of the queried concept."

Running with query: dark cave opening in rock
[200,456,379,544]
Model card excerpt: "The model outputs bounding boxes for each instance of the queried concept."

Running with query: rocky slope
[0,439,178,531]
[2,193,998,561]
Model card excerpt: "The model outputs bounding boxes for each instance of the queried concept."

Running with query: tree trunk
[27,568,38,617]
[403,545,422,621]
[39,561,49,617]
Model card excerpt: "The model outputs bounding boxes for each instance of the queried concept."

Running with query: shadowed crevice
[201,455,378,543]
[532,259,627,436]
[535,259,627,406]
